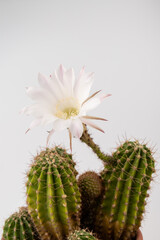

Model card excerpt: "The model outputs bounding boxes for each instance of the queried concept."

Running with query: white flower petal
[81,97,100,112]
[81,90,101,107]
[22,104,58,126]
[38,73,52,91]
[99,93,112,101]
[52,119,71,131]
[41,115,57,126]
[74,68,94,103]
[26,87,46,101]
[47,129,55,145]
[50,72,66,100]
[81,117,105,133]
[21,104,43,117]
[29,118,42,129]
[63,68,75,95]
[26,86,57,109]
[56,64,66,83]
[69,118,83,138]
[25,118,43,134]
[54,66,75,96]
[21,104,51,118]
[38,73,59,100]
[82,115,107,121]
[81,93,111,112]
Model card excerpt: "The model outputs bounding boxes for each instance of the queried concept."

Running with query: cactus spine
[26,147,81,240]
[78,172,104,232]
[100,140,155,240]
[2,207,41,240]
[67,229,98,240]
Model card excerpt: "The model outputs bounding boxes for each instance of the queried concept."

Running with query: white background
[0,0,160,239]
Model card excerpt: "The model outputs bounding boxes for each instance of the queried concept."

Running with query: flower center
[55,97,80,120]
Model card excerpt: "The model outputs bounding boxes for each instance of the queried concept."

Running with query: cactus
[78,172,104,232]
[2,207,41,240]
[26,147,81,240]
[80,125,114,165]
[99,140,155,240]
[67,229,98,240]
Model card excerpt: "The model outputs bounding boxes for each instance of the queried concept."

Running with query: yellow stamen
[55,97,80,120]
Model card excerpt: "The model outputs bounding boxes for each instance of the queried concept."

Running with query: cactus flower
[22,65,110,148]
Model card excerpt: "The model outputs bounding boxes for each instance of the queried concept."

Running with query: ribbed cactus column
[78,171,104,232]
[2,207,41,240]
[100,140,155,240]
[26,147,81,240]
[67,229,98,240]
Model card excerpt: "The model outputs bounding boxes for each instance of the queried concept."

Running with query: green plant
[67,229,98,240]
[26,147,81,240]
[99,140,155,240]
[2,207,41,240]
[80,125,113,164]
[78,171,104,232]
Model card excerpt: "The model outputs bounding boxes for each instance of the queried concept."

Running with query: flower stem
[80,125,114,165]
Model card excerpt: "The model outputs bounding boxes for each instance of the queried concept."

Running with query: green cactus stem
[2,207,41,240]
[80,124,114,165]
[99,140,155,240]
[78,171,104,232]
[26,147,81,240]
[67,229,98,240]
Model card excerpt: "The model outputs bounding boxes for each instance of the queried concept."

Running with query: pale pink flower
[21,65,110,149]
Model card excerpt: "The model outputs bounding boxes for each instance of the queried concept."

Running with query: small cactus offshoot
[67,229,98,240]
[99,140,155,240]
[78,171,104,232]
[2,207,41,240]
[26,147,81,240]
